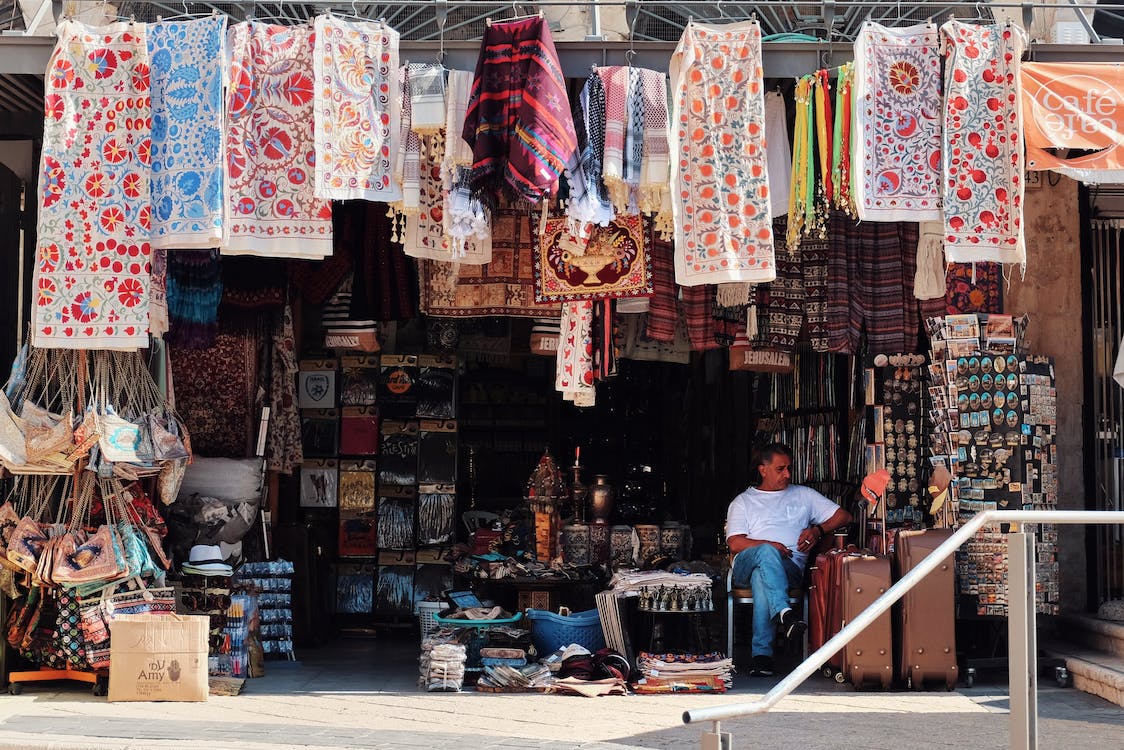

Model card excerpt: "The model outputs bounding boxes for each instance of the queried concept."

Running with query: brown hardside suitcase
[838,553,894,689]
[808,542,849,677]
[894,528,958,690]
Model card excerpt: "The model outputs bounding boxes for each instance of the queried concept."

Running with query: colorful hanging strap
[831,62,855,215]
[814,69,833,205]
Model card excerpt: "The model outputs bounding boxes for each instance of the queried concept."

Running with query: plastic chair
[726,566,809,664]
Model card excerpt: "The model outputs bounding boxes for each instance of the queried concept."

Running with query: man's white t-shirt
[725,485,841,568]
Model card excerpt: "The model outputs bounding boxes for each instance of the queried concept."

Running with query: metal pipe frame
[683,510,1124,749]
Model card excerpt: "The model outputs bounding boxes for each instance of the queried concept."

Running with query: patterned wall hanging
[312,15,400,201]
[35,20,153,350]
[534,215,653,303]
[852,21,942,221]
[419,212,563,318]
[224,22,332,259]
[940,20,1028,266]
[148,16,227,248]
[669,20,774,286]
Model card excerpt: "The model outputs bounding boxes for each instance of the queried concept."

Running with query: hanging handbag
[0,500,23,569]
[0,390,27,466]
[20,402,75,466]
[95,406,145,464]
[6,586,41,649]
[148,411,190,461]
[7,516,50,574]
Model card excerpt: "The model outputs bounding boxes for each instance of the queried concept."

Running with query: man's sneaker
[778,608,807,641]
[749,655,775,677]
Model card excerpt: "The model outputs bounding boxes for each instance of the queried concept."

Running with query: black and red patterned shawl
[461,16,578,205]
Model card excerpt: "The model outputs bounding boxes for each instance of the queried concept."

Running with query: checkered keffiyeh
[598,66,628,213]
[565,72,615,228]
[639,68,671,219]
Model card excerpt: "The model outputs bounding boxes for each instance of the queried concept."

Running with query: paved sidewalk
[0,638,1120,750]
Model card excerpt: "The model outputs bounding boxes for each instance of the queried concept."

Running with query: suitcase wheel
[821,666,834,679]
[834,671,846,684]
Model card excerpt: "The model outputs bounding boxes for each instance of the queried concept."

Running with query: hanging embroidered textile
[147,16,226,249]
[34,20,152,350]
[670,20,774,286]
[266,304,303,474]
[462,16,577,204]
[225,22,332,259]
[556,301,596,406]
[852,22,942,221]
[946,262,1001,314]
[940,20,1028,266]
[312,15,400,202]
[1022,62,1124,183]
[534,215,653,303]
[420,211,562,318]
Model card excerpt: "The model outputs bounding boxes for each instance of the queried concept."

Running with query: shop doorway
[1087,210,1124,608]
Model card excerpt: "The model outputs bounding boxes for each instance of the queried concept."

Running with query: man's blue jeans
[731,545,803,657]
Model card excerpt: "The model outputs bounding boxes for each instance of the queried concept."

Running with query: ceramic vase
[589,475,615,524]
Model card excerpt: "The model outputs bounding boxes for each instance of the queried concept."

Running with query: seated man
[726,442,852,676]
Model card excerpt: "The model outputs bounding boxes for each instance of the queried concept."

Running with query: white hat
[184,544,233,575]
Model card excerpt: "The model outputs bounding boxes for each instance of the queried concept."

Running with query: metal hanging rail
[682,509,1124,750]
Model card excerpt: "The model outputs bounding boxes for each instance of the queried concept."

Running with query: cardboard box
[108,615,209,702]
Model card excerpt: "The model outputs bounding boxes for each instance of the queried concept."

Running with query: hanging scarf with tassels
[598,65,630,214]
[443,69,491,259]
[409,63,446,136]
[787,74,815,251]
[831,62,856,215]
[622,67,644,214]
[815,69,834,206]
[389,65,420,242]
[638,67,672,236]
[461,16,577,205]
[565,72,615,230]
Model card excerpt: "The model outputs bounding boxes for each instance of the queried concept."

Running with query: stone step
[1042,641,1124,707]
[1057,614,1124,658]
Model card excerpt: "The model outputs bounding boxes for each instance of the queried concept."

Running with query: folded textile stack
[633,651,732,694]
[479,646,527,668]
[608,570,713,594]
[476,662,553,691]
[420,638,467,692]
[483,625,535,657]
[549,676,628,697]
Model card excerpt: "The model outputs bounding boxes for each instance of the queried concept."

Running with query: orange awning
[1021,62,1124,183]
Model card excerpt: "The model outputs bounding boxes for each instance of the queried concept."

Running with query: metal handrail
[683,510,1124,748]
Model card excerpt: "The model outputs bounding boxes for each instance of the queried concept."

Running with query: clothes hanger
[486,2,543,27]
[157,2,222,23]
[435,0,448,65]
